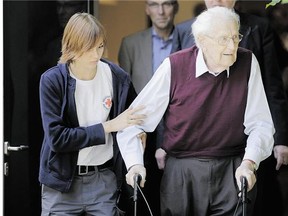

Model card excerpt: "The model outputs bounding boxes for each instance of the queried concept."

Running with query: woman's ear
[73,52,81,60]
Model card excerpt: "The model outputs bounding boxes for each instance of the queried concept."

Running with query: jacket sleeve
[39,72,106,153]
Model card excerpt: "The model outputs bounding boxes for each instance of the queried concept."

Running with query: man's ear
[174,2,179,14]
[145,4,150,16]
[197,35,206,49]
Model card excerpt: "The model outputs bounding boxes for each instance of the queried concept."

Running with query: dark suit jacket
[118,28,153,94]
[172,11,288,146]
[118,28,163,216]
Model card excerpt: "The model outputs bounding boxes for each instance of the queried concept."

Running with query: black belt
[76,159,113,175]
[98,159,113,170]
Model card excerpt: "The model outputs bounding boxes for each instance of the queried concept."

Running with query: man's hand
[274,145,288,170]
[235,160,257,192]
[126,165,146,188]
[155,148,167,170]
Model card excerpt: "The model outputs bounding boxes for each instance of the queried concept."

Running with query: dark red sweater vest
[163,45,252,158]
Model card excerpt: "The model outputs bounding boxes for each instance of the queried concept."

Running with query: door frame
[1,0,4,213]
[0,0,94,215]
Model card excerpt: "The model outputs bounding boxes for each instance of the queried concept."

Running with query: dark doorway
[3,1,92,215]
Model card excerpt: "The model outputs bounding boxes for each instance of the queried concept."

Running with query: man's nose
[157,4,164,14]
[227,38,237,49]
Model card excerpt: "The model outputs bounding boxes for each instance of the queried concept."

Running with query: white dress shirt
[117,50,275,170]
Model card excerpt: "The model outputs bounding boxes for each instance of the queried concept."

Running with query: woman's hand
[102,105,146,133]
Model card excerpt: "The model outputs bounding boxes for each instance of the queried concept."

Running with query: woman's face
[74,39,105,69]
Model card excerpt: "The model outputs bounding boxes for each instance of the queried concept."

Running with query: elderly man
[171,1,288,215]
[172,0,288,169]
[117,7,274,215]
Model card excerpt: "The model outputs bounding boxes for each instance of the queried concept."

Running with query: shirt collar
[152,27,174,41]
[196,49,230,78]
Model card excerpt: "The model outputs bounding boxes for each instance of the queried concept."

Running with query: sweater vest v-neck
[163,45,252,158]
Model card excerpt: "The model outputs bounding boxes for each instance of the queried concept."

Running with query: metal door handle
[4,141,29,155]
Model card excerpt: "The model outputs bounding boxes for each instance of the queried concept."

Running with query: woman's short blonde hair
[59,12,107,64]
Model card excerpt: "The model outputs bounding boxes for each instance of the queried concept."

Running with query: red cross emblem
[103,96,112,109]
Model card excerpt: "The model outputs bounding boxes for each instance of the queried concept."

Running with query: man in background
[118,0,178,93]
[44,0,87,68]
[118,1,178,215]
[266,4,288,216]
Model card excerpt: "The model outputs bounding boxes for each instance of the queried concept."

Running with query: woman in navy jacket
[39,12,146,216]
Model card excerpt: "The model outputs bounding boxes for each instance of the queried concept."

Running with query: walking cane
[241,176,248,216]
[133,174,142,216]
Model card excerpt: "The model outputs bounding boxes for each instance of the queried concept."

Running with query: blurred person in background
[118,1,178,215]
[267,3,288,216]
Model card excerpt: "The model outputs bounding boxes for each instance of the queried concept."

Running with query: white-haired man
[117,7,274,216]
[171,1,288,215]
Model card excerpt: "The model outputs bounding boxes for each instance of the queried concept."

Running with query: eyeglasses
[146,1,176,10]
[206,34,243,46]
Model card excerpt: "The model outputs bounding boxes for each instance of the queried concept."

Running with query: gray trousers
[160,156,257,216]
[41,167,119,216]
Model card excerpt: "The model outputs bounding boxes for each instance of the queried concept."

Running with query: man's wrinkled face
[200,20,240,72]
[204,0,236,9]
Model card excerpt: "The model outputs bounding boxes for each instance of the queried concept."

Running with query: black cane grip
[133,174,142,202]
[241,176,248,203]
